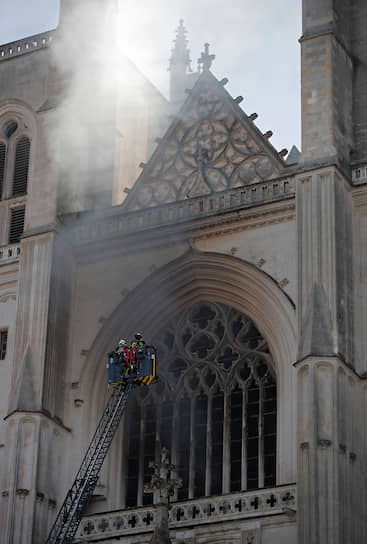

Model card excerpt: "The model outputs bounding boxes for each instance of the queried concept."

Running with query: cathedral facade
[0,1,366,543]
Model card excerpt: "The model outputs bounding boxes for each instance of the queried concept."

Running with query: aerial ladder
[45,340,156,544]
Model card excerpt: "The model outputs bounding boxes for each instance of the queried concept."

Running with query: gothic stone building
[0,1,367,543]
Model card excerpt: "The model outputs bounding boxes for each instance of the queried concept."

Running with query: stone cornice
[65,176,295,253]
[72,199,295,265]
[0,31,53,62]
[21,222,59,240]
[294,354,367,381]
[4,409,71,432]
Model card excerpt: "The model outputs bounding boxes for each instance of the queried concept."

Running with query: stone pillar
[0,231,73,543]
[296,357,365,543]
[297,167,353,363]
[150,505,171,544]
[300,0,353,170]
[351,0,367,162]
[1,412,68,544]
[296,165,366,542]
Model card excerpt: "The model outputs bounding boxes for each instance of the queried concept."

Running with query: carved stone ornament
[124,71,284,211]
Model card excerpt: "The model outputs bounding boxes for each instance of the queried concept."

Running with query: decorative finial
[198,43,216,73]
[169,19,192,73]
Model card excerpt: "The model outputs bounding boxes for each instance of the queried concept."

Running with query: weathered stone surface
[8,344,38,413]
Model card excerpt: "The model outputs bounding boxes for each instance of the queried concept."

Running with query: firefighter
[113,339,127,382]
[116,339,127,358]
[131,333,145,353]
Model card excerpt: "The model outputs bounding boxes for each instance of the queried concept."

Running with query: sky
[0,0,301,153]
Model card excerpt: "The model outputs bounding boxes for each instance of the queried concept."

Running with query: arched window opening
[8,207,25,244]
[123,301,277,507]
[12,136,30,196]
[0,142,6,199]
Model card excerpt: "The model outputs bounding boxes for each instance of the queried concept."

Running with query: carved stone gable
[123,71,285,211]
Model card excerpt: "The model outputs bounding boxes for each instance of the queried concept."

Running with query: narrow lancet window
[9,207,25,244]
[0,142,6,199]
[12,136,30,196]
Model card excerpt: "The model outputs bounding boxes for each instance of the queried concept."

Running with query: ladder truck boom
[45,340,156,544]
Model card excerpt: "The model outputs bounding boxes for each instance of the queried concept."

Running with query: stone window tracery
[125,77,283,211]
[123,301,276,508]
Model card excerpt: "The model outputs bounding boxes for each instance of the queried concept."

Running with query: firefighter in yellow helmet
[131,333,145,353]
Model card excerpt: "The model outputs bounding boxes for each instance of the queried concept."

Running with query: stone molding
[83,252,297,489]
[70,175,295,247]
[75,485,296,541]
[4,408,71,433]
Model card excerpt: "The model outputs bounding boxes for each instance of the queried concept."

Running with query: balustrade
[74,176,296,245]
[75,484,296,541]
[352,164,367,184]
[0,243,21,263]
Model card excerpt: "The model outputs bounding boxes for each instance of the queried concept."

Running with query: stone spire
[169,20,193,106]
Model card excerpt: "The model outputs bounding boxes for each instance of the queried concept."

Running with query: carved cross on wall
[198,43,215,72]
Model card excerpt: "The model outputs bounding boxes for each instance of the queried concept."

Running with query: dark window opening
[142,404,156,505]
[263,383,277,487]
[246,383,259,490]
[9,207,25,244]
[6,121,18,139]
[12,136,30,196]
[160,401,173,455]
[0,142,5,199]
[0,330,8,360]
[177,397,191,501]
[194,394,207,497]
[230,387,242,492]
[126,402,141,507]
[211,391,224,495]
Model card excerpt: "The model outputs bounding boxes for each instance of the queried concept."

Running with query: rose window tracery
[123,301,277,508]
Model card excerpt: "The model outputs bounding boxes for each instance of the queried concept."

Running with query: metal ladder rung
[45,384,134,543]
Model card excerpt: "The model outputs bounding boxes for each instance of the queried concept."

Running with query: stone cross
[198,43,215,72]
[144,447,182,504]
[144,447,182,544]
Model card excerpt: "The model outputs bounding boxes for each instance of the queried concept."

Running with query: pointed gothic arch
[79,251,297,510]
[0,100,36,200]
